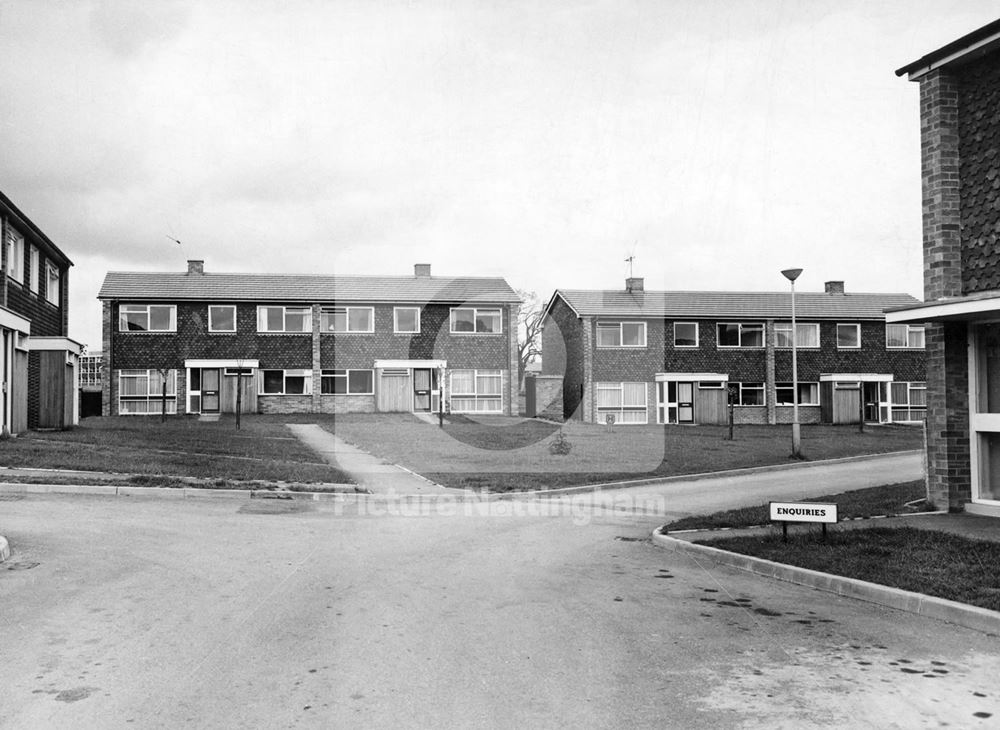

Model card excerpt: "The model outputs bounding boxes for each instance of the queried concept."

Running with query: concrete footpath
[655,511,1000,635]
[285,423,462,495]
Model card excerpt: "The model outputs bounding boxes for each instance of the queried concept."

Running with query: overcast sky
[1,0,996,349]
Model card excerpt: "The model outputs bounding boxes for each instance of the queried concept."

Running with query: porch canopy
[886,292,1000,324]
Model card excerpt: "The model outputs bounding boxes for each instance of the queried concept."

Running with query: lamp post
[781,268,803,459]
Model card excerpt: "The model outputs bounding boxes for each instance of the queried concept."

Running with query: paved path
[286,423,461,494]
[1,494,998,728]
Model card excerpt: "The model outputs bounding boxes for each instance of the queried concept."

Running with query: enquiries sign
[769,502,838,524]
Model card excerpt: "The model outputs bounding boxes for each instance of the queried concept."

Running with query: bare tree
[516,290,543,393]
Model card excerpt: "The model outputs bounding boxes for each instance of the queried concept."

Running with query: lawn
[662,480,928,531]
[0,415,352,484]
[694,528,1000,612]
[326,414,923,491]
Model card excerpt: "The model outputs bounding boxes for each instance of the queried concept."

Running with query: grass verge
[694,527,1000,612]
[663,480,928,531]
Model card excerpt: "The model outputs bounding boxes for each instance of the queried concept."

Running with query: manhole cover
[7,561,39,571]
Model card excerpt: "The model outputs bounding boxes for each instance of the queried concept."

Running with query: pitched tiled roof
[554,290,921,320]
[98,272,521,304]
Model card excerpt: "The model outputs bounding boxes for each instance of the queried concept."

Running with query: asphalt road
[1,489,997,729]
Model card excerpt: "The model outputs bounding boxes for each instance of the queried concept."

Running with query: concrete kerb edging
[0,535,9,563]
[495,449,924,500]
[652,530,1000,636]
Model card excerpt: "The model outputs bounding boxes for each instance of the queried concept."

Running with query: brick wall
[319,394,376,414]
[541,295,585,420]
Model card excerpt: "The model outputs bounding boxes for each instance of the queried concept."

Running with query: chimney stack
[414,264,431,277]
[187,260,204,275]
[824,280,845,295]
[626,277,644,293]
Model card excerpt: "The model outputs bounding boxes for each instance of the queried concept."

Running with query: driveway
[0,491,996,729]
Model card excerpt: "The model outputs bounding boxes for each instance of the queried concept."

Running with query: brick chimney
[414,264,431,277]
[626,277,644,293]
[824,280,845,295]
[187,260,204,275]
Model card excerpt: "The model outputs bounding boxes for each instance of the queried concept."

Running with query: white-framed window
[118,369,177,415]
[596,322,647,348]
[257,306,312,333]
[28,245,39,293]
[834,381,860,390]
[698,381,726,389]
[321,306,374,333]
[775,382,820,406]
[596,382,648,424]
[673,322,698,348]
[837,323,861,349]
[717,323,764,348]
[450,307,502,334]
[775,322,820,348]
[890,381,927,422]
[736,382,765,406]
[886,324,925,349]
[260,369,312,395]
[5,226,24,283]
[393,307,421,334]
[223,367,253,376]
[45,263,60,306]
[209,305,237,333]
[119,304,176,332]
[450,369,503,412]
[321,369,374,395]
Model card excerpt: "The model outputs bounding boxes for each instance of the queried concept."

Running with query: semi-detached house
[98,261,520,417]
[539,277,926,426]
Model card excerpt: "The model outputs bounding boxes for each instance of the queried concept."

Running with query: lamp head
[781,268,803,283]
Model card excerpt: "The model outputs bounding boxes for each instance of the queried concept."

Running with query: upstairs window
[450,307,501,334]
[717,323,764,348]
[886,324,925,349]
[5,227,24,283]
[837,323,860,349]
[209,305,237,333]
[321,307,374,333]
[673,322,698,348]
[119,304,175,332]
[45,263,60,306]
[775,322,820,348]
[258,306,311,333]
[29,245,39,293]
[394,307,421,334]
[596,322,646,348]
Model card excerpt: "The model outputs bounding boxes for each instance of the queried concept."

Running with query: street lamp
[781,268,803,459]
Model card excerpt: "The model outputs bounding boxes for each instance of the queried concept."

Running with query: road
[1,486,997,729]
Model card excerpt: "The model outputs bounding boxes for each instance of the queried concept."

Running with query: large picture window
[258,306,311,333]
[321,369,374,395]
[119,369,177,415]
[717,323,764,348]
[321,307,374,333]
[260,369,312,395]
[119,304,176,332]
[596,322,647,348]
[775,322,820,348]
[450,369,503,412]
[886,324,925,349]
[775,382,820,406]
[596,382,648,424]
[450,308,501,334]
[890,381,927,422]
[736,382,765,406]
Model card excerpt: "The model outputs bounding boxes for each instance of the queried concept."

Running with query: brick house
[0,190,79,433]
[887,19,1000,515]
[97,262,521,417]
[539,277,925,426]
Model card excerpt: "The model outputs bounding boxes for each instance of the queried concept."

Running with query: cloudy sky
[1,0,996,349]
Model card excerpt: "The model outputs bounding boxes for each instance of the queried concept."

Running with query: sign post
[769,501,838,542]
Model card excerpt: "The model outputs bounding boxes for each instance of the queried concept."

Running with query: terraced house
[539,277,926,426]
[98,262,520,417]
[0,191,79,433]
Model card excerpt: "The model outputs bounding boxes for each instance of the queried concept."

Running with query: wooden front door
[413,369,436,412]
[378,369,411,412]
[677,382,694,423]
[201,369,221,413]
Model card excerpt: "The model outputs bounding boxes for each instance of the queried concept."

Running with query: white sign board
[769,502,838,524]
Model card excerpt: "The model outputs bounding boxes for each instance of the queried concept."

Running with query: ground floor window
[119,369,177,415]
[736,382,765,406]
[321,369,374,395]
[775,382,819,406]
[260,369,312,395]
[450,369,503,412]
[596,382,648,424]
[890,381,927,422]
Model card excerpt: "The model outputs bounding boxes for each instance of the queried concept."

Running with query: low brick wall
[319,394,376,414]
[733,406,768,425]
[774,405,823,425]
[258,395,313,414]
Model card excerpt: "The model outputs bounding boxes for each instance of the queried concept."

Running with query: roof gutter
[896,18,1000,80]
